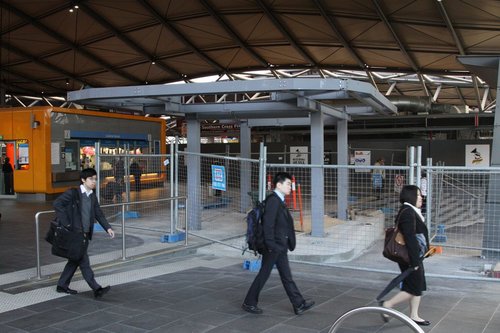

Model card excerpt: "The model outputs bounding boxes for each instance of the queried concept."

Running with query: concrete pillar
[240,120,252,212]
[186,116,201,230]
[310,112,324,237]
[483,58,500,258]
[337,119,349,220]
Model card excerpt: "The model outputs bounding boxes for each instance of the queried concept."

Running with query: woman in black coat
[380,185,431,326]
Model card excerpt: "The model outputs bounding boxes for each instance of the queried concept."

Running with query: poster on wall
[465,144,490,167]
[354,150,371,172]
[290,146,308,164]
[18,142,29,164]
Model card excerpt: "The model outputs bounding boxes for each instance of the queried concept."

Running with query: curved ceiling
[0,0,499,110]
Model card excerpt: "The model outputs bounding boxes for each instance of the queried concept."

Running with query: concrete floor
[1,197,500,332]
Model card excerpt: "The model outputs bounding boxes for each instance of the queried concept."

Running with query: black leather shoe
[241,303,263,314]
[94,285,111,298]
[293,299,315,315]
[56,286,78,294]
[413,319,431,326]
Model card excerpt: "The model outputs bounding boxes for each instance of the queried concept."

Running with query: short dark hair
[399,185,420,205]
[80,168,97,183]
[273,172,292,186]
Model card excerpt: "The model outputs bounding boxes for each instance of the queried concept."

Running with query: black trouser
[4,173,13,194]
[244,250,304,307]
[57,234,100,290]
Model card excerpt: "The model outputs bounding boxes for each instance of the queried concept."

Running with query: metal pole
[35,212,42,279]
[125,144,131,206]
[121,204,126,260]
[426,158,433,232]
[409,146,415,185]
[170,142,174,234]
[184,197,188,245]
[328,306,424,333]
[174,137,179,226]
[416,146,422,188]
[259,142,266,202]
[95,142,101,200]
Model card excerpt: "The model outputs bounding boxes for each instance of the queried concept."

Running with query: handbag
[46,219,87,261]
[382,209,410,265]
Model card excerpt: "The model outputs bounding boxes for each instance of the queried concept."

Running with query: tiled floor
[1,256,500,332]
[1,198,500,332]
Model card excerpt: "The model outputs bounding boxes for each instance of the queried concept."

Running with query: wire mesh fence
[96,153,187,255]
[91,148,500,280]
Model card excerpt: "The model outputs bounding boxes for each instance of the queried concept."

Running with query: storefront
[0,107,166,198]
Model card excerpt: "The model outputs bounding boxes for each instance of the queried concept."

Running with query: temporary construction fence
[92,144,500,281]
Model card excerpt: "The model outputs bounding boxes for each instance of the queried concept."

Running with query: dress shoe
[293,299,315,315]
[93,285,111,298]
[241,303,263,314]
[56,286,78,294]
[378,300,389,322]
[413,319,431,326]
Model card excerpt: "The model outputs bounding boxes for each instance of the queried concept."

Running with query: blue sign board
[211,165,226,191]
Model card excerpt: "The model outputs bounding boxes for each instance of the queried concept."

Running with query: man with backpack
[242,172,314,315]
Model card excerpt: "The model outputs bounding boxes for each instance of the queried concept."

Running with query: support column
[483,58,500,258]
[240,120,252,212]
[337,119,349,220]
[310,112,324,237]
[186,116,201,230]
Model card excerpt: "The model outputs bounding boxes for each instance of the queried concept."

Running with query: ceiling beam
[199,0,269,68]
[314,0,377,88]
[0,1,142,84]
[255,0,317,66]
[372,0,430,96]
[436,0,483,111]
[138,0,226,73]
[78,2,182,79]
[2,68,66,94]
[1,40,89,87]
[0,80,41,97]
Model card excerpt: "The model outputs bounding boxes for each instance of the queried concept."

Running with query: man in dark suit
[54,168,115,298]
[242,172,314,315]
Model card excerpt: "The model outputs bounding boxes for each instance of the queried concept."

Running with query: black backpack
[243,199,268,256]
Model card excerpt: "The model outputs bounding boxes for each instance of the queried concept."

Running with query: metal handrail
[328,306,425,333]
[35,196,187,280]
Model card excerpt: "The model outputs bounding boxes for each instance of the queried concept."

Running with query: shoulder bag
[382,209,411,265]
[45,189,88,261]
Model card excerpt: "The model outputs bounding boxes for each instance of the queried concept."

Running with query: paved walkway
[1,197,500,332]
[1,253,500,332]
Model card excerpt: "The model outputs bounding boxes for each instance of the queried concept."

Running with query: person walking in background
[379,185,431,326]
[129,159,142,191]
[242,172,315,315]
[54,168,115,298]
[2,156,14,194]
[372,158,385,199]
[113,158,125,202]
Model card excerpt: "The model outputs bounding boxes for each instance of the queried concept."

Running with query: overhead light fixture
[65,79,70,85]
